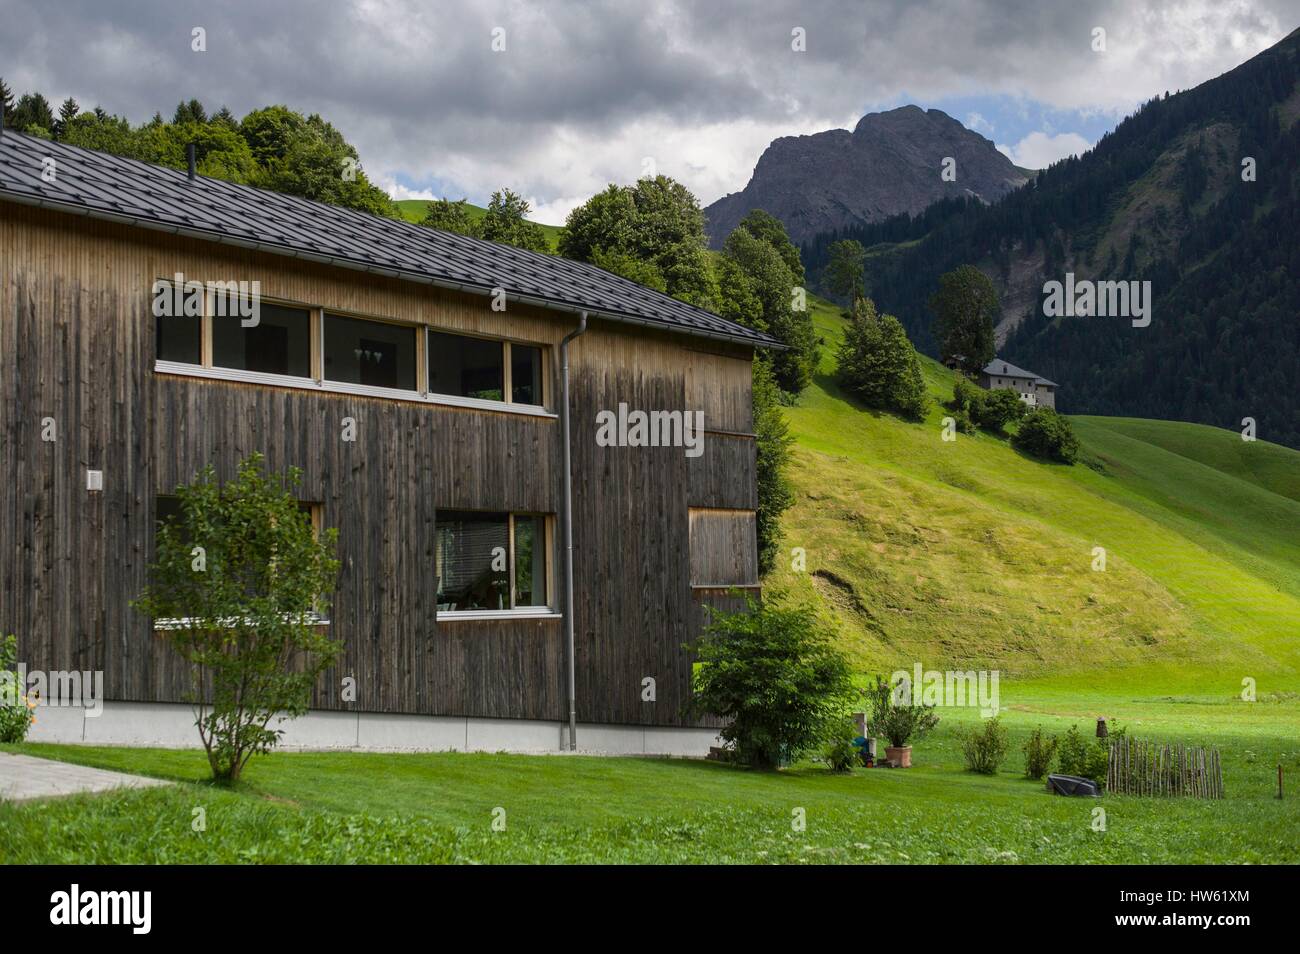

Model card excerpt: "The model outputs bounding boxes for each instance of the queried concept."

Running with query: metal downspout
[559,312,588,750]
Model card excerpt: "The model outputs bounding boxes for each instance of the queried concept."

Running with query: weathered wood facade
[0,201,759,731]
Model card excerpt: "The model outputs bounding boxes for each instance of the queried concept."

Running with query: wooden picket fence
[1107,737,1223,798]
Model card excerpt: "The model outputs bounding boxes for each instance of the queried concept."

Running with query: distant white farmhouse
[979,359,1057,409]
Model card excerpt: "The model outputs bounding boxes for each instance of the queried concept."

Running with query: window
[151,282,550,415]
[512,514,546,606]
[324,313,417,390]
[511,344,543,406]
[156,314,202,364]
[212,303,312,377]
[435,510,550,614]
[428,331,504,401]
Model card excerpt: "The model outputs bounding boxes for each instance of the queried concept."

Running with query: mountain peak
[705,106,1026,247]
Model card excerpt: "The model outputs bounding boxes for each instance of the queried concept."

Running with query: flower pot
[886,745,912,768]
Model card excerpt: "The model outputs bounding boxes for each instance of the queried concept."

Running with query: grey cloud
[2,0,1296,210]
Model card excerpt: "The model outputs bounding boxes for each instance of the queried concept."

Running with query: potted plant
[865,674,939,767]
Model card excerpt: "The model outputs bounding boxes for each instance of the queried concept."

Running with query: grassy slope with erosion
[770,297,1300,700]
[393,198,563,252]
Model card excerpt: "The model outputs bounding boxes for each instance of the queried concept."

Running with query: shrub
[959,716,1010,774]
[133,453,342,782]
[975,387,1028,433]
[1056,723,1122,785]
[820,719,860,773]
[0,634,36,744]
[864,674,940,749]
[754,357,794,577]
[1023,726,1058,779]
[1012,407,1080,463]
[836,298,928,419]
[687,594,854,769]
[951,376,983,413]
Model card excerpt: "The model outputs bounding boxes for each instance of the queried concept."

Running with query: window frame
[152,281,556,419]
[435,509,558,621]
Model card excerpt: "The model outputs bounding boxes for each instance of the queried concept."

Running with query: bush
[975,387,1028,433]
[837,298,928,419]
[951,376,977,415]
[959,716,1010,774]
[1057,723,1122,785]
[0,634,36,743]
[820,719,860,773]
[687,594,854,769]
[1023,726,1058,779]
[1012,407,1080,463]
[133,453,342,782]
[864,674,940,748]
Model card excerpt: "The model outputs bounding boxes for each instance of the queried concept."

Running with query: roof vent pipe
[1,100,5,138]
[559,310,588,751]
[186,143,196,180]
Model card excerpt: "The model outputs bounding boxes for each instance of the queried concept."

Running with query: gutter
[0,189,784,353]
[559,312,588,751]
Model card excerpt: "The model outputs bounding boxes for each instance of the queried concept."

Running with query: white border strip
[155,360,558,419]
[437,609,562,621]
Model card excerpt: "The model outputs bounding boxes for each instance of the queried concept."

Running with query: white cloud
[998,131,1093,169]
[2,0,1294,210]
[966,112,995,135]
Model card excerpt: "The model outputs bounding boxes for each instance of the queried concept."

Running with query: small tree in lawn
[974,387,1027,434]
[930,264,998,375]
[687,594,854,769]
[823,239,867,306]
[1012,407,1080,463]
[134,453,341,783]
[836,297,927,420]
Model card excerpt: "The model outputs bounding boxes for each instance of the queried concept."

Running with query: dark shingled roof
[983,358,1056,388]
[0,130,778,350]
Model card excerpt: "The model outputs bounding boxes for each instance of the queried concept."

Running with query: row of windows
[156,291,546,408]
[156,498,551,616]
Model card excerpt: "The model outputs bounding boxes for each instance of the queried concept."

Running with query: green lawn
[4,692,1297,863]
[2,295,1295,865]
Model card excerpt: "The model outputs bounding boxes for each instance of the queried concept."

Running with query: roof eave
[0,189,782,353]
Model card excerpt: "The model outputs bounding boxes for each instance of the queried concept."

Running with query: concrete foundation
[26,701,721,757]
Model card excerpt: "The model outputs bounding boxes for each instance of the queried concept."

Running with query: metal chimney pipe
[187,143,196,180]
[1,100,6,138]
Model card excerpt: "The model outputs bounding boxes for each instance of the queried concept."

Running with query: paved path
[0,752,171,802]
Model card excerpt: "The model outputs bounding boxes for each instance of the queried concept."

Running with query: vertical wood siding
[0,201,755,728]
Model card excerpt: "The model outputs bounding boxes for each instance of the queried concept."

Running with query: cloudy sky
[2,0,1295,223]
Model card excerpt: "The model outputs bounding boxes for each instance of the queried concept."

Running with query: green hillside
[773,297,1300,699]
[393,199,564,252]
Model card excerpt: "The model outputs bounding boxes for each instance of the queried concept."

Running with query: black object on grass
[1047,774,1100,797]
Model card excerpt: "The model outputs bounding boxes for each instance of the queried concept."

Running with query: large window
[324,313,417,390]
[152,282,550,414]
[428,331,504,401]
[212,302,312,377]
[435,510,550,613]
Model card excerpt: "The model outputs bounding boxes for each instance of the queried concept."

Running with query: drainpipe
[559,311,588,750]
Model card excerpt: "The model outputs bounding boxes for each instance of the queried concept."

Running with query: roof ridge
[0,129,777,349]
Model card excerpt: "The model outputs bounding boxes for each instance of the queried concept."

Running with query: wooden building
[0,130,775,753]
